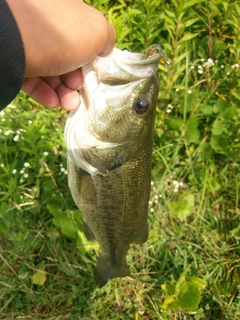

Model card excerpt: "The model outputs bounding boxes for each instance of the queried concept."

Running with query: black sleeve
[0,0,25,111]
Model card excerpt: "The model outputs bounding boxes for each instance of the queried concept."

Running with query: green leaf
[186,276,206,290]
[183,117,200,143]
[179,33,200,43]
[213,99,227,114]
[61,221,78,239]
[210,135,229,151]
[162,266,206,312]
[200,105,213,116]
[211,119,225,135]
[169,193,195,221]
[52,214,69,227]
[161,295,180,311]
[212,38,228,58]
[47,228,60,239]
[175,52,188,65]
[165,118,182,130]
[18,271,29,280]
[32,271,47,286]
[47,203,61,216]
[77,230,99,254]
[199,142,213,160]
[177,281,201,311]
[31,261,47,286]
[223,106,237,119]
[230,225,240,240]
[161,283,176,295]
[164,9,176,19]
[183,0,205,9]
[183,18,200,28]
[212,282,224,305]
[209,178,220,191]
[231,90,240,101]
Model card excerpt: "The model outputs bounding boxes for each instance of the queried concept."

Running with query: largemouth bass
[64,45,167,287]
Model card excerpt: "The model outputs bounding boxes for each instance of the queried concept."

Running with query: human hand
[7,0,115,110]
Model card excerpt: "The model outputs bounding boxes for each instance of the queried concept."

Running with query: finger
[55,83,81,111]
[22,77,60,107]
[61,69,83,90]
[98,23,116,57]
[41,75,62,90]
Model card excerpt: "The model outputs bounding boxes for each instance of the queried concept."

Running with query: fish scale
[65,45,168,286]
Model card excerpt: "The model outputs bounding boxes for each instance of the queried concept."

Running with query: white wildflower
[64,170,68,175]
[198,69,203,74]
[151,181,154,186]
[4,130,14,135]
[188,89,192,94]
[175,88,179,92]
[20,169,25,174]
[28,120,32,125]
[0,163,4,167]
[12,169,17,174]
[0,111,5,116]
[24,162,30,167]
[60,167,65,172]
[203,58,214,68]
[166,103,174,113]
[190,65,195,69]
[13,135,19,142]
[23,173,29,178]
[150,208,154,213]
[43,151,49,156]
[221,65,224,69]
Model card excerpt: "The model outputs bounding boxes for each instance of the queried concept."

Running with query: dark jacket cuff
[0,0,25,110]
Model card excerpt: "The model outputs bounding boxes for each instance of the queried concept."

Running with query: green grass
[0,0,240,319]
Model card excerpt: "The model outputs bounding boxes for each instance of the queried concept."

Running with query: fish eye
[134,97,149,114]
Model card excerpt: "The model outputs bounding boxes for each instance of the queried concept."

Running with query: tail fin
[94,257,130,287]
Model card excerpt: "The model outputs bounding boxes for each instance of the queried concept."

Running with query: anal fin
[132,222,149,244]
[83,219,96,242]
[94,256,130,287]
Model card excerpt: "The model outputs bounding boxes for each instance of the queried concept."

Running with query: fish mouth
[82,47,161,90]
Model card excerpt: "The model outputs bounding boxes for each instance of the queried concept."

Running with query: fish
[64,45,168,287]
